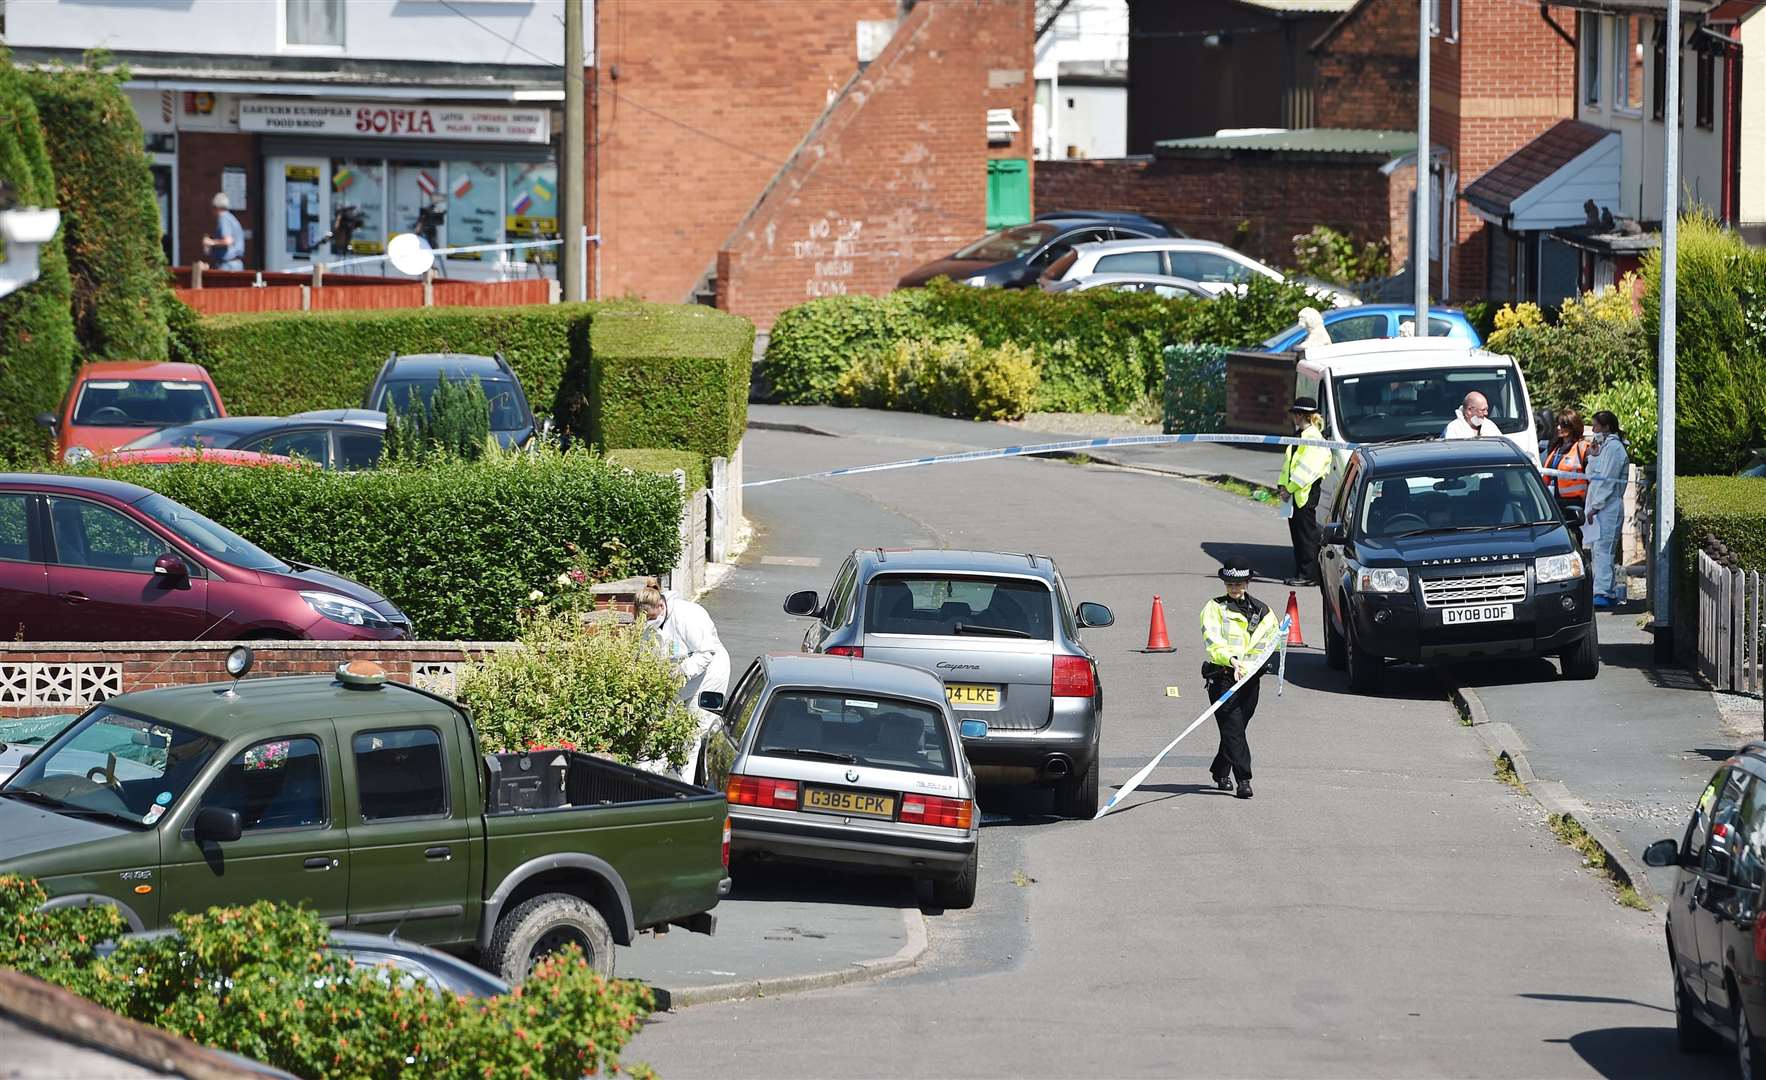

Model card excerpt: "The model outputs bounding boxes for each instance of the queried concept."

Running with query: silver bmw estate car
[699,653,980,908]
[784,549,1113,818]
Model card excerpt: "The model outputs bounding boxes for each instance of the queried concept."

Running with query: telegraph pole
[562,0,586,303]
[1414,0,1431,335]
[1653,0,1681,660]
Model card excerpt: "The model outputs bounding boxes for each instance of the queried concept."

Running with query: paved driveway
[629,417,1722,1079]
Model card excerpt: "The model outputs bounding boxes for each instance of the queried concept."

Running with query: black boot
[1234,779,1254,799]
[1212,772,1234,792]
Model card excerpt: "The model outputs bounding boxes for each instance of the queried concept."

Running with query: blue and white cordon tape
[1094,615,1290,820]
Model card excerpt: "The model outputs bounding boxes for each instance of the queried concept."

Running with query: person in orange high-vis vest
[1542,409,1590,523]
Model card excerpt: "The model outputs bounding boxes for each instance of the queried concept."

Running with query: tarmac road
[628,419,1724,1079]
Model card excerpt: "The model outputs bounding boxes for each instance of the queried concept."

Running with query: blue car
[1258,305,1482,351]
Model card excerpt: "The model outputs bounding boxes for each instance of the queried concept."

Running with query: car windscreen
[132,492,289,572]
[373,377,528,431]
[119,424,239,451]
[1359,467,1556,537]
[1332,365,1527,442]
[0,705,225,829]
[73,380,220,427]
[865,575,1053,639]
[753,691,953,777]
[952,222,1062,262]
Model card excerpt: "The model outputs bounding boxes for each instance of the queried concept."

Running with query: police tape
[1093,615,1290,820]
[741,433,1362,489]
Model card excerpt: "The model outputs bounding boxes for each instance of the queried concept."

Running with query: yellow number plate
[944,683,1000,706]
[804,787,896,819]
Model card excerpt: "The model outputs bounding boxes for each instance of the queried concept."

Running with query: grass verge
[1549,811,1651,911]
[1493,753,1524,791]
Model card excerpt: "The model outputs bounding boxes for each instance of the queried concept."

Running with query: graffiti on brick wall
[793,216,863,298]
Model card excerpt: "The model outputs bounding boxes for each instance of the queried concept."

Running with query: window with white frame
[1614,15,1644,113]
[1581,12,1601,104]
[285,0,344,48]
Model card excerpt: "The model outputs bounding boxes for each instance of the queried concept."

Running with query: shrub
[22,61,172,363]
[1162,343,1228,433]
[761,290,944,404]
[1290,225,1390,288]
[0,877,655,1080]
[1495,316,1651,419]
[384,374,493,463]
[606,446,709,490]
[585,302,754,460]
[835,334,1039,421]
[90,449,684,640]
[456,608,697,767]
[0,62,77,466]
[1675,476,1766,645]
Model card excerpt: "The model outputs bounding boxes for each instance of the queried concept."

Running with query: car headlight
[962,275,990,287]
[1536,552,1584,583]
[1356,567,1411,594]
[300,590,394,629]
[63,446,94,464]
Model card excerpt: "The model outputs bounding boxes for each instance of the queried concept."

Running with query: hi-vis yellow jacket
[1200,593,1278,671]
[1279,424,1333,509]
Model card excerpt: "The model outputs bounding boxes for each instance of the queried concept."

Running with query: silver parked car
[699,653,980,908]
[784,549,1113,818]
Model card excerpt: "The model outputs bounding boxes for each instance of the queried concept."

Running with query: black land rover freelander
[1316,438,1597,693]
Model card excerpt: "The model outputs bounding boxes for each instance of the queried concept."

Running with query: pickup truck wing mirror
[1322,522,1349,545]
[783,590,820,617]
[193,806,243,844]
[697,691,726,713]
[1642,838,1681,867]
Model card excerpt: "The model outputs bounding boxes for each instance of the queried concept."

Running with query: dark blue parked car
[1258,304,1482,352]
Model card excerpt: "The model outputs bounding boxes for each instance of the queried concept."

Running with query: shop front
[240,99,557,281]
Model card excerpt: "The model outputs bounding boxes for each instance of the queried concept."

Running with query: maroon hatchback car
[0,474,411,642]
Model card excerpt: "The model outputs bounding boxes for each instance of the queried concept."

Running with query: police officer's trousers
[1207,674,1259,783]
[1288,481,1321,581]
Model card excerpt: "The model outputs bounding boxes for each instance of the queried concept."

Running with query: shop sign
[240,100,550,144]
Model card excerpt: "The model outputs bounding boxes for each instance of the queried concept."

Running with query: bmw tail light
[722,816,732,868]
[827,645,864,658]
[1052,655,1095,697]
[899,794,974,830]
[726,774,800,810]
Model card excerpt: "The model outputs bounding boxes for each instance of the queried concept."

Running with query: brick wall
[1313,0,1415,130]
[1225,351,1299,435]
[715,0,1034,330]
[1036,154,1399,271]
[178,131,261,270]
[591,0,901,305]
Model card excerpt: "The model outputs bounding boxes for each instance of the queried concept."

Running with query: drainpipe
[1700,25,1744,225]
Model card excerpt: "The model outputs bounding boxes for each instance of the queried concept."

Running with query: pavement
[622,406,1720,1077]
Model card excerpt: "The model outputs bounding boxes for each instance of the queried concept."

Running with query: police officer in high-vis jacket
[1278,397,1334,587]
[1201,556,1279,799]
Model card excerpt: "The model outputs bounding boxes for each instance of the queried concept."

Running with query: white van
[1294,338,1539,519]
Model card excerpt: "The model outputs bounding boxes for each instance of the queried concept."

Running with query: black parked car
[896,212,1178,290]
[115,415,386,470]
[364,352,538,449]
[1645,745,1766,1078]
[1317,437,1596,692]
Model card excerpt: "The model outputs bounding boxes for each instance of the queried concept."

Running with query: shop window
[286,0,344,48]
[446,161,504,260]
[330,160,385,255]
[391,162,445,249]
[506,162,559,263]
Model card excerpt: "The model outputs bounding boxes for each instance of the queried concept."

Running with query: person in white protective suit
[637,580,730,782]
[1581,410,1630,609]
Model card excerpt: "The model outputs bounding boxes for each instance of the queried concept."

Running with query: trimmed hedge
[1162,343,1227,433]
[834,334,1040,420]
[0,62,78,466]
[92,450,684,640]
[586,302,754,459]
[606,446,708,490]
[1675,475,1766,643]
[762,276,1315,415]
[22,63,172,362]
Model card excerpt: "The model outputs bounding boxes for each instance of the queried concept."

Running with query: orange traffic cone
[1285,591,1306,647]
[1142,595,1176,653]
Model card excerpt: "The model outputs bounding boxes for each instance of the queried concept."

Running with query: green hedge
[1162,343,1228,433]
[1,879,654,1080]
[0,62,77,466]
[1675,476,1766,643]
[586,302,753,459]
[605,446,708,490]
[762,276,1315,415]
[23,63,172,362]
[93,450,684,640]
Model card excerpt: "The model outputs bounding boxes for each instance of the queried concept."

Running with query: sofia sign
[240,100,550,144]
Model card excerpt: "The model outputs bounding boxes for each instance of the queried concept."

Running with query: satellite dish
[386,232,436,277]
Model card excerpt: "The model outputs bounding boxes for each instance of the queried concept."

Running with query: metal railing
[1698,550,1763,693]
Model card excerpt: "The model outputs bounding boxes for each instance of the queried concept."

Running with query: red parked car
[37,361,227,464]
[0,473,411,642]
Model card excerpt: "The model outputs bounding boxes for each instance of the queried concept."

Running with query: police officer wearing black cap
[1200,556,1278,799]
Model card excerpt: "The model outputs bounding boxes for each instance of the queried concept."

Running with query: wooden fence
[1698,550,1763,693]
[171,268,554,317]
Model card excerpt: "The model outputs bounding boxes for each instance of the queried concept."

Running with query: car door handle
[304,857,337,870]
[424,846,453,861]
[57,591,90,604]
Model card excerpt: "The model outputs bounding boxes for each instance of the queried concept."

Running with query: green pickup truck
[0,659,729,982]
